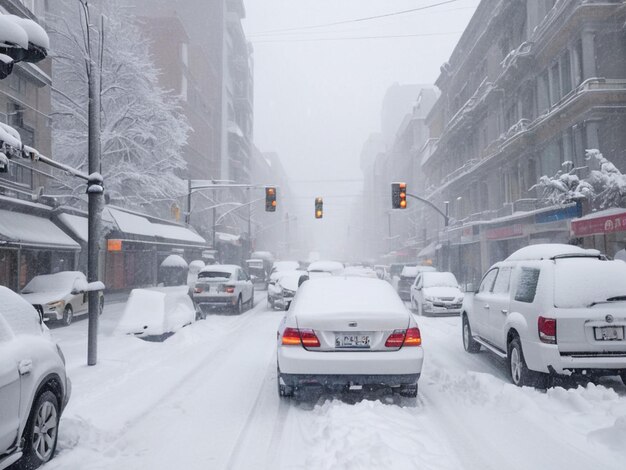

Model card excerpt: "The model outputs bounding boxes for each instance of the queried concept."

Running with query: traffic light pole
[405,193,449,227]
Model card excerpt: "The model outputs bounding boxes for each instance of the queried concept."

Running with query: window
[492,267,512,294]
[560,51,572,96]
[514,267,540,303]
[549,63,561,105]
[479,269,498,293]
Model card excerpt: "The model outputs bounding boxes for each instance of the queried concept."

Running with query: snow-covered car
[397,265,436,301]
[193,265,254,314]
[267,270,307,309]
[20,271,104,326]
[245,259,267,288]
[307,260,344,278]
[277,277,424,400]
[271,260,301,276]
[343,266,378,279]
[462,244,626,387]
[374,265,391,283]
[115,288,195,341]
[186,260,205,294]
[410,271,464,316]
[0,286,71,469]
[273,271,307,310]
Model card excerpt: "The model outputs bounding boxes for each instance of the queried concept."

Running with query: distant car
[277,277,424,400]
[0,286,71,469]
[462,244,626,388]
[20,271,104,326]
[268,270,307,309]
[271,261,301,276]
[389,263,413,291]
[273,271,307,310]
[374,265,391,283]
[186,260,205,295]
[397,266,436,301]
[193,265,254,315]
[411,271,464,316]
[245,259,268,288]
[307,260,344,278]
[343,266,378,279]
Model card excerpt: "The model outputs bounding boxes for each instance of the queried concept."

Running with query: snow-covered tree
[48,0,190,214]
[533,149,626,210]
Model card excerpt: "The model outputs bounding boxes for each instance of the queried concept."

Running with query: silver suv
[0,286,71,469]
[462,244,626,387]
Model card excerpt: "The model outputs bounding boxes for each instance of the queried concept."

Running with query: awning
[106,208,206,246]
[216,231,241,244]
[0,209,80,250]
[57,213,88,243]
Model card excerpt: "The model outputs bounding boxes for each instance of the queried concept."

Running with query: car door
[486,266,513,349]
[473,268,498,339]
[241,270,252,303]
[0,319,20,453]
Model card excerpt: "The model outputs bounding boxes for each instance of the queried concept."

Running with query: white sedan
[276,277,424,400]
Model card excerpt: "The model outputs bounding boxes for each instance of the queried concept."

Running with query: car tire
[20,390,60,469]
[508,337,548,388]
[277,368,293,398]
[62,305,73,326]
[234,296,243,315]
[462,314,481,353]
[98,298,104,316]
[249,291,255,309]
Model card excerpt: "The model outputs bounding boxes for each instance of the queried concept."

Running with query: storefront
[0,204,80,291]
[571,208,626,258]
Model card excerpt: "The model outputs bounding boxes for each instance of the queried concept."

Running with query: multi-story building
[422,0,626,286]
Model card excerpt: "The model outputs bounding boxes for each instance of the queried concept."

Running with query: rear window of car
[514,268,540,303]
[198,271,233,279]
[554,258,626,308]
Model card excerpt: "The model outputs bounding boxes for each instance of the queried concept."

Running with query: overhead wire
[252,31,462,44]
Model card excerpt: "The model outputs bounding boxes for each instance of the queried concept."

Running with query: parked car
[277,277,423,401]
[343,266,378,279]
[397,266,436,301]
[410,271,464,316]
[0,286,71,469]
[374,265,391,283]
[271,260,301,276]
[20,271,104,326]
[462,244,626,388]
[186,260,205,296]
[159,255,188,287]
[268,270,307,309]
[193,265,254,315]
[246,259,268,288]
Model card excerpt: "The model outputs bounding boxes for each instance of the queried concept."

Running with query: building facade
[421,0,626,286]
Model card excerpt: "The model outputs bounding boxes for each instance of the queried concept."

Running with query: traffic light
[265,186,277,212]
[315,197,323,219]
[391,182,407,209]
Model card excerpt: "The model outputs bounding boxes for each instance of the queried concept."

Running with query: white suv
[462,244,626,387]
[0,286,71,469]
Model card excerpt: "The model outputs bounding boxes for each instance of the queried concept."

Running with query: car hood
[20,291,69,305]
[423,287,463,299]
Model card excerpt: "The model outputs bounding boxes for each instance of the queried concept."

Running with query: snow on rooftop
[0,209,80,249]
[574,207,626,221]
[57,212,88,243]
[506,244,600,261]
[106,208,205,244]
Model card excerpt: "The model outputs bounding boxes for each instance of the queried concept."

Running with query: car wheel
[98,298,104,316]
[508,337,548,388]
[21,391,59,468]
[62,305,73,326]
[234,296,243,315]
[250,291,255,309]
[462,314,481,353]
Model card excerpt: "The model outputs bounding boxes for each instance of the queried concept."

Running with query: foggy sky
[244,0,479,258]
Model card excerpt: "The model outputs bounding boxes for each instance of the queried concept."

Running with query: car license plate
[335,334,371,348]
[594,326,625,341]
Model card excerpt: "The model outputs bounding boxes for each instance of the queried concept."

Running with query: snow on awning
[216,231,240,244]
[0,122,22,148]
[0,14,49,63]
[106,207,206,246]
[227,121,244,138]
[57,213,88,243]
[0,209,80,250]
[418,241,437,258]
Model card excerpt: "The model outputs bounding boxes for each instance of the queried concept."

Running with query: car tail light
[194,287,203,294]
[385,330,406,347]
[281,327,321,347]
[219,284,235,294]
[538,316,557,344]
[403,327,422,346]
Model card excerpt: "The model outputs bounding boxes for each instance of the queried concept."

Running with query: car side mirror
[285,300,292,310]
[71,288,81,295]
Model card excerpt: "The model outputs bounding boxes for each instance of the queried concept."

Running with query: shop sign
[486,224,524,240]
[107,239,123,252]
[571,211,626,237]
[535,203,581,224]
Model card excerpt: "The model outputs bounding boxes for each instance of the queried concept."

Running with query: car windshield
[2,2,625,469]
[22,273,76,293]
[423,272,459,288]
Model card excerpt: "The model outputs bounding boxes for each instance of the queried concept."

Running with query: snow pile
[160,254,188,269]
[115,287,194,338]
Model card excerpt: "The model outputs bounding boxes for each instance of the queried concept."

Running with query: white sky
[243,0,479,257]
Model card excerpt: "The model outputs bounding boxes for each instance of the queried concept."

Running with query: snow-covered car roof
[307,260,344,274]
[291,277,407,317]
[199,264,239,275]
[22,271,85,293]
[401,266,435,277]
[343,266,378,278]
[277,271,306,291]
[506,244,601,261]
[0,285,42,337]
[272,260,300,272]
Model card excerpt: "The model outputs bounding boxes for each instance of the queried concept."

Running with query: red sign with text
[571,211,626,237]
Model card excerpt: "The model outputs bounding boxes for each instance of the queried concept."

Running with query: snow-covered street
[42,296,626,470]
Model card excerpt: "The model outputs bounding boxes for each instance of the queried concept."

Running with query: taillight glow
[281,327,321,347]
[385,330,406,347]
[403,327,422,346]
[194,287,203,294]
[538,316,557,344]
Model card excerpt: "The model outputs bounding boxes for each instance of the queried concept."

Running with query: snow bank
[0,286,41,336]
[160,254,188,269]
[115,288,194,338]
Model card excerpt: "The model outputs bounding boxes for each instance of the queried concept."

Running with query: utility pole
[84,1,104,367]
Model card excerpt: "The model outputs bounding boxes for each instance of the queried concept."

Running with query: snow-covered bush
[48,0,190,214]
[533,150,626,210]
